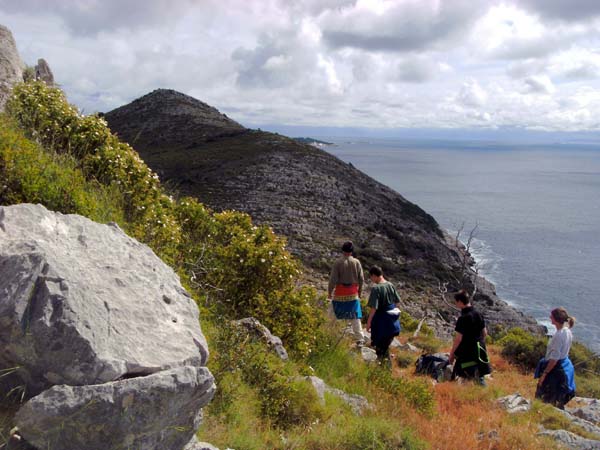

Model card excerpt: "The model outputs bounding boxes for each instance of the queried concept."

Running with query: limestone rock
[497,393,532,413]
[305,376,369,415]
[555,408,600,436]
[0,24,25,110]
[0,203,209,395]
[15,366,215,450]
[538,429,600,450]
[389,337,402,349]
[34,58,54,85]
[183,436,220,450]
[233,317,288,360]
[397,342,420,353]
[568,397,600,425]
[360,346,378,363]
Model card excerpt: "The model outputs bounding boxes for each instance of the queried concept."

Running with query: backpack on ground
[415,353,450,382]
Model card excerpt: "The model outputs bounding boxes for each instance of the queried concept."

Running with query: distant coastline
[293,137,334,147]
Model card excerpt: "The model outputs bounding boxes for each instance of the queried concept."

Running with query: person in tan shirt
[327,241,365,346]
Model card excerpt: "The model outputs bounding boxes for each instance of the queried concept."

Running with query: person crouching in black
[449,289,491,386]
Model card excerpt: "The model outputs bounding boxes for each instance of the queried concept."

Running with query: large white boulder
[0,204,209,394]
[0,204,215,449]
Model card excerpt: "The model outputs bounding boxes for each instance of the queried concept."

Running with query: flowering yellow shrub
[4,81,320,356]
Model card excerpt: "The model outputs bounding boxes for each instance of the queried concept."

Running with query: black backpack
[415,354,449,381]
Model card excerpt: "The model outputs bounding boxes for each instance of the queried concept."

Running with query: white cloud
[458,80,488,107]
[2,0,600,131]
[319,0,487,52]
[523,75,556,94]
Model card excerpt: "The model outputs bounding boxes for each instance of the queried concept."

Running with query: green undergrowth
[5,80,600,449]
[200,318,430,449]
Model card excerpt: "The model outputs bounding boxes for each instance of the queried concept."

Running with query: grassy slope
[2,83,599,450]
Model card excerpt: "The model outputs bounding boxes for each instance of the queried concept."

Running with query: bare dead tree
[437,280,459,312]
[452,221,480,298]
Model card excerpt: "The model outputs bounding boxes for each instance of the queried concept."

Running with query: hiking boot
[478,376,487,387]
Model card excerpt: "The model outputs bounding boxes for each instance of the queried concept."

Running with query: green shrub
[498,328,547,370]
[0,118,124,224]
[4,81,321,357]
[400,311,432,335]
[209,321,323,428]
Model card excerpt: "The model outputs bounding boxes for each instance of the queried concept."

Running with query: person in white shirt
[535,307,576,409]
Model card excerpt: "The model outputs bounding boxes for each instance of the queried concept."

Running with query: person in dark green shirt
[366,266,401,363]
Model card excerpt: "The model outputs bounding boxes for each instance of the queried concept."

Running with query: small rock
[389,337,403,349]
[360,346,378,362]
[497,393,532,413]
[398,342,420,352]
[233,317,288,360]
[305,376,369,415]
[183,436,220,450]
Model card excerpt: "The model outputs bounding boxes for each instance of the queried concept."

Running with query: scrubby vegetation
[2,80,600,449]
[3,81,320,357]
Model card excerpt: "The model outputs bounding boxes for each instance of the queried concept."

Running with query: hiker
[327,241,365,346]
[534,307,576,409]
[448,289,491,385]
[366,266,401,363]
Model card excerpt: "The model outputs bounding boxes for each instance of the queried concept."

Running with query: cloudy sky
[3,0,600,133]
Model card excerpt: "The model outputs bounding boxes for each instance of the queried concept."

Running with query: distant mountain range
[105,89,543,336]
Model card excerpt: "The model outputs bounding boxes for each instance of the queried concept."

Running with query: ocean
[323,137,600,352]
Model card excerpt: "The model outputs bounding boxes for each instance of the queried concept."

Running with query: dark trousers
[374,336,394,361]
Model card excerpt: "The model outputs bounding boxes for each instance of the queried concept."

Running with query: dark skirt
[535,357,576,408]
[370,306,400,348]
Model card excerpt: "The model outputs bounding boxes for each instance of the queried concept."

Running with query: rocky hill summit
[105,90,543,337]
[103,89,245,151]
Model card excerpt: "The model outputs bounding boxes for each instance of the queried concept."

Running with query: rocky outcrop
[234,317,288,360]
[537,429,600,450]
[0,204,215,449]
[568,397,600,425]
[34,59,54,86]
[305,376,369,415]
[0,24,25,110]
[105,90,544,338]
